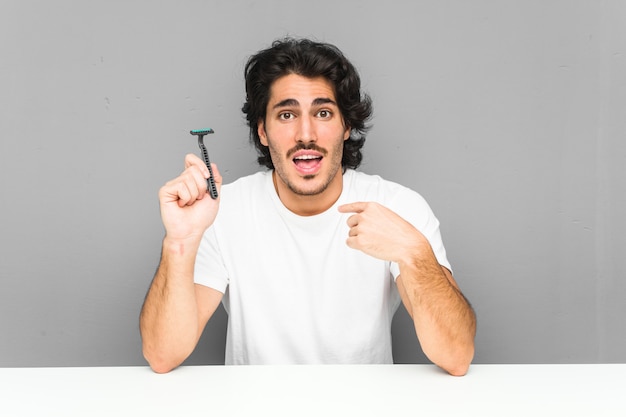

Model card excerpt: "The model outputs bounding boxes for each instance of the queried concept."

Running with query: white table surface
[1,364,624,416]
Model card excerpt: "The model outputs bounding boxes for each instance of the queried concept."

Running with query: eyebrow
[272,97,337,110]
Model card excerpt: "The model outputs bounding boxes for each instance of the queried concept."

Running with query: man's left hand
[338,202,429,265]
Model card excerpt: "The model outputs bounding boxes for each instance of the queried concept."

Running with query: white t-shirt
[194,169,450,364]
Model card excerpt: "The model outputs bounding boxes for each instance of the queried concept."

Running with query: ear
[343,126,351,141]
[257,119,268,146]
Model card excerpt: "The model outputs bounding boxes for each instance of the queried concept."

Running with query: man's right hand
[158,153,222,242]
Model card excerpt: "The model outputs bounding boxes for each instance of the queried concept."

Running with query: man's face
[258,73,351,200]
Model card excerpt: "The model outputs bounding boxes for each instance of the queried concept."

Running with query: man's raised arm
[140,154,223,373]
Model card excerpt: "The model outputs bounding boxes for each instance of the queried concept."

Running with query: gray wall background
[1,1,624,367]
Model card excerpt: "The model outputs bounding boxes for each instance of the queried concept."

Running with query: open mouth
[292,152,323,174]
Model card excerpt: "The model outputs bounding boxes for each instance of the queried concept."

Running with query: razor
[190,128,218,199]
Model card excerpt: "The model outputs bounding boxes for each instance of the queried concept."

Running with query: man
[140,38,476,376]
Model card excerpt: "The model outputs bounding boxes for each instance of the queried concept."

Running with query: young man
[140,38,476,376]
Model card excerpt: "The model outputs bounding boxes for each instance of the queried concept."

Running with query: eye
[278,112,295,121]
[317,109,332,119]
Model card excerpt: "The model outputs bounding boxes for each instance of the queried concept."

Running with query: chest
[217,210,394,307]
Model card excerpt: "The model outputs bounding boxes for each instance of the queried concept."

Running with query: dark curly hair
[242,37,372,170]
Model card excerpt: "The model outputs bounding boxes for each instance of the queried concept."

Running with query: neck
[272,170,344,216]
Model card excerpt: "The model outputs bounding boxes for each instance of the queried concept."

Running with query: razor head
[190,128,214,136]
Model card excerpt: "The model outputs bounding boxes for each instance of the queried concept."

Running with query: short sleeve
[388,189,452,279]
[193,225,229,293]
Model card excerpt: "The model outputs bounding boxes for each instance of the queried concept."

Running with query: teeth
[294,155,320,160]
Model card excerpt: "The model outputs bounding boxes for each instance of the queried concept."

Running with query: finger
[185,165,210,200]
[184,153,211,177]
[338,202,366,214]
[163,170,206,207]
[338,202,364,214]
[176,165,206,203]
[174,181,193,207]
[344,235,358,250]
[346,214,359,228]
[159,182,180,205]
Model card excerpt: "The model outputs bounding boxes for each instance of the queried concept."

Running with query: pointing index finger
[338,202,366,213]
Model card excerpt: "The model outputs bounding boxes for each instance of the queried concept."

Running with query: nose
[297,114,316,143]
